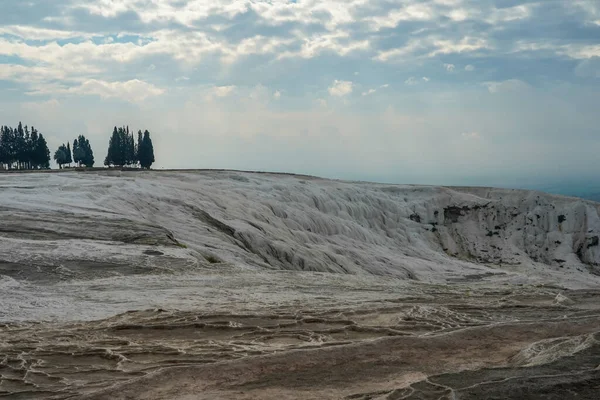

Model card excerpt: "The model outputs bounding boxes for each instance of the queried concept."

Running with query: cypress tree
[0,123,49,169]
[76,135,94,167]
[24,126,31,169]
[54,145,67,169]
[138,130,155,169]
[16,122,26,169]
[73,139,79,166]
[66,142,73,166]
[129,132,135,166]
[0,126,9,168]
[136,130,142,166]
[104,127,121,167]
[36,134,50,169]
[29,128,39,169]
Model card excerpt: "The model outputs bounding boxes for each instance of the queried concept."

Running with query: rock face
[0,170,599,287]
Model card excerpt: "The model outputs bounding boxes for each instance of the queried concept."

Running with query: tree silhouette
[0,123,50,169]
[74,135,94,167]
[105,126,152,168]
[66,142,72,167]
[104,127,121,167]
[138,130,155,169]
[54,145,67,169]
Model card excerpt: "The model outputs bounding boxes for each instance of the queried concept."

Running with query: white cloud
[72,79,164,102]
[367,4,436,30]
[404,77,419,85]
[362,89,376,96]
[461,132,481,140]
[380,84,389,88]
[561,44,600,59]
[273,90,282,99]
[465,64,475,71]
[277,31,369,60]
[376,36,489,62]
[0,25,85,40]
[486,4,533,24]
[328,80,353,97]
[444,63,456,72]
[206,85,236,98]
[429,37,490,57]
[484,79,531,94]
[422,77,430,82]
[374,40,423,62]
[29,79,165,103]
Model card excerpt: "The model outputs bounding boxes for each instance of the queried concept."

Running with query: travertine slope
[1,170,600,399]
[1,170,599,290]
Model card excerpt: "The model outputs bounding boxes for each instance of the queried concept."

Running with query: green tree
[36,133,51,169]
[138,130,155,169]
[54,144,68,169]
[73,136,94,167]
[104,127,121,167]
[136,130,142,166]
[128,131,135,166]
[15,122,26,169]
[0,126,11,169]
[77,135,94,167]
[0,123,49,169]
[29,128,39,169]
[73,138,79,165]
[66,142,73,166]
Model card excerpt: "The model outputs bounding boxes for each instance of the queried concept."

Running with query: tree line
[54,136,95,169]
[0,122,155,170]
[0,123,51,169]
[104,126,155,169]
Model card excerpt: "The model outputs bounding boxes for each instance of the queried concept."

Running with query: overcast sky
[1,0,599,185]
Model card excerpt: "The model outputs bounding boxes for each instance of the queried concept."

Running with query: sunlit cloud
[328,80,353,97]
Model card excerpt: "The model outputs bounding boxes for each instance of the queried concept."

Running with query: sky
[1,0,599,186]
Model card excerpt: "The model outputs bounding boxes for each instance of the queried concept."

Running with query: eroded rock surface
[0,171,599,399]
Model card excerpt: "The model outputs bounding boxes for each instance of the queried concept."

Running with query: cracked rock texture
[0,170,599,399]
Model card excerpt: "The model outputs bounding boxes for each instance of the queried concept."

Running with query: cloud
[444,64,456,72]
[367,4,436,30]
[575,57,600,78]
[464,64,475,71]
[461,132,481,140]
[0,25,85,40]
[328,80,353,97]
[376,36,489,63]
[273,90,281,99]
[362,89,376,96]
[206,85,236,99]
[362,83,390,96]
[65,79,165,103]
[404,77,419,85]
[277,31,369,60]
[484,79,531,94]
